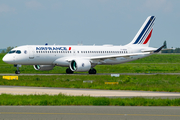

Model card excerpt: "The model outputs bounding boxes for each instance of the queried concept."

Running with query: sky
[0,0,179,49]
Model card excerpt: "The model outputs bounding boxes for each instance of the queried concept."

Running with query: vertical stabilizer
[127,16,156,47]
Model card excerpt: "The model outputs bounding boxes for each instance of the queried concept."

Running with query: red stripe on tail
[143,29,153,44]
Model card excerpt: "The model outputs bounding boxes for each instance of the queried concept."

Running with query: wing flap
[141,48,157,52]
[88,52,150,60]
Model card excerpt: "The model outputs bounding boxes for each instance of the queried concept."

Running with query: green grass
[1,74,180,92]
[130,54,180,63]
[1,53,180,73]
[1,54,180,106]
[0,94,180,106]
[1,53,180,92]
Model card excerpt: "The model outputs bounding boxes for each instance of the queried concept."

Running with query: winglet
[154,41,166,53]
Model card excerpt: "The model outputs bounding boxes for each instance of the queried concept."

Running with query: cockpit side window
[8,50,16,54]
[16,50,21,54]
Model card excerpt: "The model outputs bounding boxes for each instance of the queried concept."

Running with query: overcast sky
[0,0,179,48]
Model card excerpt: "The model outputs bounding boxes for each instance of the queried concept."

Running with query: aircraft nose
[3,55,9,63]
[2,55,14,64]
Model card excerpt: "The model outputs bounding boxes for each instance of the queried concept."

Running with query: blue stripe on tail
[138,17,155,44]
[133,16,155,44]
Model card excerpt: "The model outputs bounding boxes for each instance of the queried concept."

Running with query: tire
[15,70,20,74]
[66,68,74,74]
[88,68,96,74]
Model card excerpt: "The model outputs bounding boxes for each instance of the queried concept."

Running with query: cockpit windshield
[8,50,21,54]
[16,50,21,54]
[8,50,16,54]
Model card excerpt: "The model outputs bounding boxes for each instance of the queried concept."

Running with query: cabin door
[28,47,34,59]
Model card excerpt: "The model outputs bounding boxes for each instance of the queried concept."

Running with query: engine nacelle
[33,65,54,71]
[70,59,91,72]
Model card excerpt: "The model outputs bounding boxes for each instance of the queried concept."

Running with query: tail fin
[127,16,156,47]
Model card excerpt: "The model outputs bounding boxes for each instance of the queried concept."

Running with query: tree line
[162,48,180,53]
[1,47,14,53]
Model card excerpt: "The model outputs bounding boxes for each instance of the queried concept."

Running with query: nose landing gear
[14,64,21,74]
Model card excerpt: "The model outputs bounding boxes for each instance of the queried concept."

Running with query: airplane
[2,16,165,74]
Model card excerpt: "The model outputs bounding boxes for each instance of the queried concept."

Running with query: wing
[141,47,157,52]
[141,41,168,53]
[88,52,150,60]
[65,52,151,62]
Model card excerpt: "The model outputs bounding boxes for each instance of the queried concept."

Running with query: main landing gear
[66,68,74,74]
[66,68,97,74]
[88,68,96,74]
[14,64,21,74]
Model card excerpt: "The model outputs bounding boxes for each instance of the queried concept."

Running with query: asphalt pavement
[0,106,180,120]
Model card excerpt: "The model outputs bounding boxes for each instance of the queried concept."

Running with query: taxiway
[0,85,180,98]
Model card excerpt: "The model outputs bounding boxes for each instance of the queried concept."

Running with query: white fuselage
[3,44,150,67]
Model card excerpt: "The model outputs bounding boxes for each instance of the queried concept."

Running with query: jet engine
[33,65,54,71]
[69,59,91,72]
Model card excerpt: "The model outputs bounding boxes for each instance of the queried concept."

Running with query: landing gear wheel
[15,70,20,74]
[14,64,21,74]
[66,68,74,74]
[88,68,97,74]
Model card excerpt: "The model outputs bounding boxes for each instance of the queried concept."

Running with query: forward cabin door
[28,47,34,59]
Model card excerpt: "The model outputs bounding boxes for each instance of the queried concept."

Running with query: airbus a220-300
[3,16,165,74]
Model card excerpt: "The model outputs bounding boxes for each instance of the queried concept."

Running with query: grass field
[1,94,180,106]
[1,54,180,106]
[1,54,180,92]
[1,53,180,73]
[1,74,180,92]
